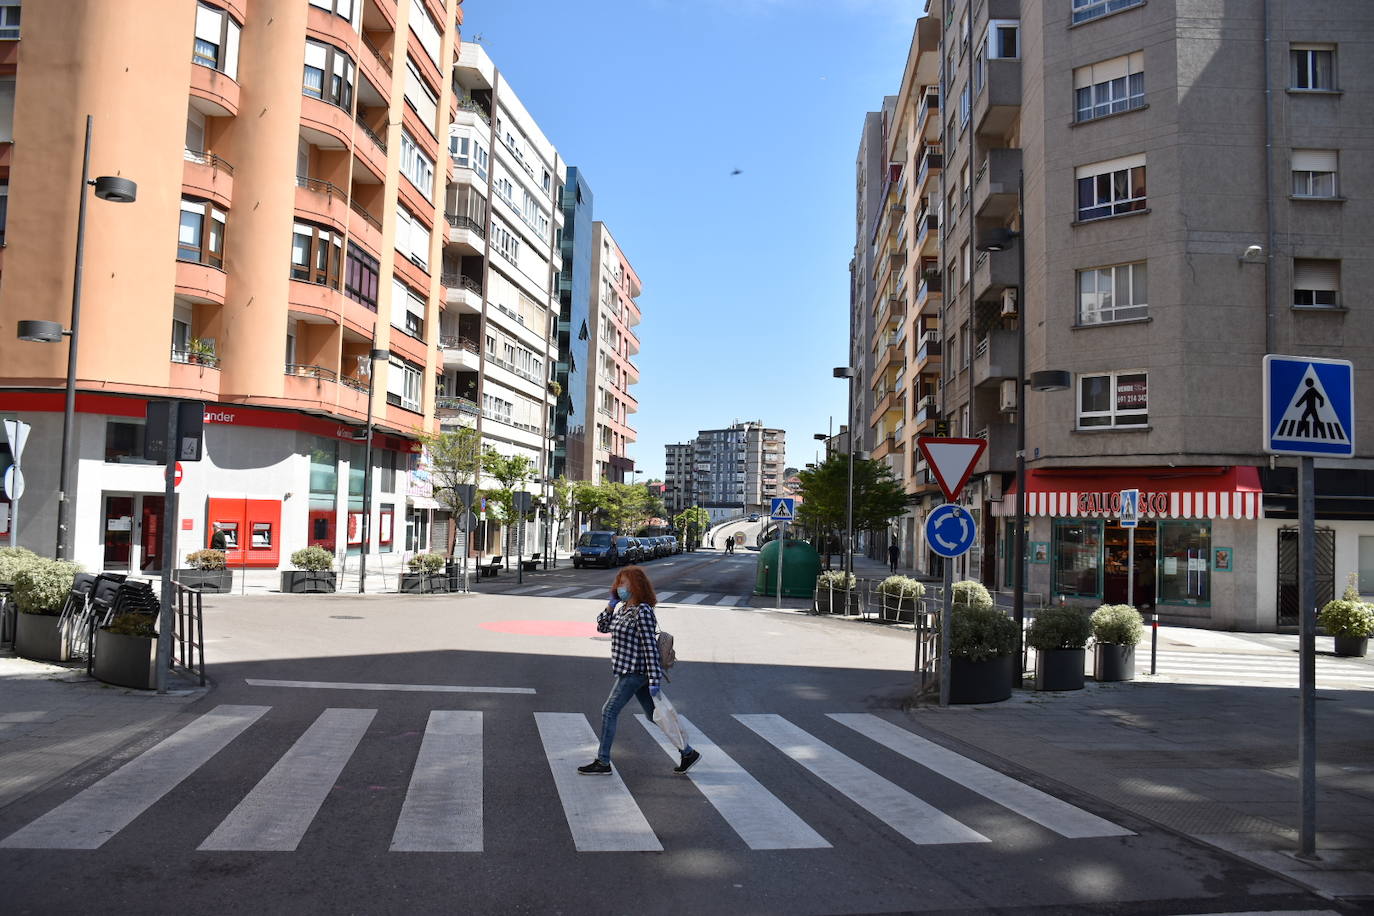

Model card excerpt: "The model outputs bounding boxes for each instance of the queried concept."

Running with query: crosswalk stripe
[1154,661,1374,677]
[534,713,661,852]
[0,705,269,850]
[682,593,710,604]
[391,711,483,852]
[830,714,1132,839]
[715,595,741,606]
[736,714,988,846]
[539,587,579,597]
[656,591,679,602]
[199,708,376,851]
[244,678,536,695]
[576,588,609,599]
[507,586,543,595]
[635,714,830,850]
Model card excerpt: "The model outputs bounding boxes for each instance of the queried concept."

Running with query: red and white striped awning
[992,467,1263,520]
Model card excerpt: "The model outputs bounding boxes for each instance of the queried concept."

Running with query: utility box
[754,538,821,598]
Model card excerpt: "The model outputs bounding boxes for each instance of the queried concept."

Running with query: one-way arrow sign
[917,437,988,502]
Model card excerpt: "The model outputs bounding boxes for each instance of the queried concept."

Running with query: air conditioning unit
[999,378,1018,412]
[1000,288,1018,317]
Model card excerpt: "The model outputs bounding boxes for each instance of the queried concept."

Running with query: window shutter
[195,5,222,42]
[304,41,327,70]
[1292,149,1337,172]
[224,20,240,80]
[1293,259,1339,290]
[1075,153,1146,179]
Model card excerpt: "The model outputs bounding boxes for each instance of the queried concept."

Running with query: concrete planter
[15,612,71,662]
[1093,643,1136,681]
[281,571,337,593]
[815,588,858,615]
[880,593,919,622]
[949,655,1013,704]
[1333,636,1369,658]
[176,569,233,593]
[93,629,157,690]
[400,573,449,594]
[1035,648,1086,691]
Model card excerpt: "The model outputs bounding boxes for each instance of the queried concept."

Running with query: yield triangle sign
[917,437,987,502]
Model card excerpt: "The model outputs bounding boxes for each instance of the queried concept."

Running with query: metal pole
[845,374,856,578]
[939,559,952,706]
[156,402,177,694]
[775,521,784,610]
[1150,613,1158,675]
[1011,171,1027,688]
[1298,455,1317,858]
[358,332,377,594]
[516,497,525,585]
[1127,526,1135,609]
[56,115,93,560]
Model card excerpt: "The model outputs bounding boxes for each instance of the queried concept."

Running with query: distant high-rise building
[585,223,640,483]
[663,442,694,515]
[554,168,594,482]
[680,422,785,522]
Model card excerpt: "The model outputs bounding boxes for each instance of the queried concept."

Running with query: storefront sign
[1078,490,1171,516]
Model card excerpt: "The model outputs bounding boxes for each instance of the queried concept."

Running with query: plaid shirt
[596,601,665,687]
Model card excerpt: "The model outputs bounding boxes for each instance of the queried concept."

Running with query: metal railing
[445,213,486,237]
[183,148,235,175]
[171,348,221,369]
[439,335,479,352]
[172,582,206,686]
[362,32,390,72]
[436,395,481,415]
[355,117,387,154]
[339,374,369,393]
[350,198,381,230]
[296,175,346,199]
[285,363,338,382]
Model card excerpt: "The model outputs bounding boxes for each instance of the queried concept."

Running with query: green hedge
[1027,606,1092,651]
[1318,599,1374,638]
[950,604,1018,662]
[1090,604,1145,646]
[15,558,82,616]
[877,575,925,598]
[0,546,39,585]
[408,552,447,574]
[290,546,335,571]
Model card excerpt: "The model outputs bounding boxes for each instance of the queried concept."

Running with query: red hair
[613,565,657,607]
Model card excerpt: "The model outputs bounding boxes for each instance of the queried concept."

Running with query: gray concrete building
[679,422,786,523]
[663,442,693,515]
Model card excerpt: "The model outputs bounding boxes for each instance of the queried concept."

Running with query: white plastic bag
[651,691,688,751]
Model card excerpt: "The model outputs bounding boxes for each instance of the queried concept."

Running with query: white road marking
[682,593,710,604]
[636,714,829,850]
[736,714,988,846]
[391,711,483,852]
[534,713,661,852]
[507,586,544,595]
[244,678,535,695]
[656,591,679,602]
[0,705,269,849]
[539,587,580,597]
[200,707,376,851]
[715,595,741,606]
[576,588,609,599]
[830,714,1133,839]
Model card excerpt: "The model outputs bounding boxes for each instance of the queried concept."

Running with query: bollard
[1150,613,1159,675]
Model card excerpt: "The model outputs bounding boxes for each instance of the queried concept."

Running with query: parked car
[572,531,622,568]
[649,536,669,558]
[748,513,760,522]
[614,536,641,565]
[666,536,681,554]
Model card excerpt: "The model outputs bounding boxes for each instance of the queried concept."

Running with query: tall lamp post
[357,339,390,593]
[832,367,857,577]
[975,175,1069,685]
[16,116,136,559]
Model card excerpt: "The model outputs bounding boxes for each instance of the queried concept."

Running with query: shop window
[1052,519,1102,598]
[105,420,154,464]
[379,504,394,552]
[379,450,397,492]
[1359,536,1374,595]
[1078,371,1148,428]
[1158,521,1211,605]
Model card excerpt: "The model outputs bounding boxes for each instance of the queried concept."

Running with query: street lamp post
[15,115,136,560]
[976,172,1070,686]
[833,367,856,578]
[357,339,390,593]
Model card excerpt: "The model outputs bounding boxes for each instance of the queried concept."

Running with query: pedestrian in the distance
[888,541,900,573]
[210,526,228,551]
[580,565,700,776]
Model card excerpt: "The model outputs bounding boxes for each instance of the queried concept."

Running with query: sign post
[1264,354,1355,860]
[1119,489,1139,609]
[2,419,30,550]
[513,491,533,585]
[770,497,796,610]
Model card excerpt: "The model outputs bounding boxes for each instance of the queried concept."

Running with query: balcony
[295,176,350,231]
[915,144,943,194]
[169,347,222,398]
[877,294,906,329]
[436,395,481,427]
[973,329,1017,387]
[973,246,1018,300]
[182,149,234,207]
[914,271,942,317]
[912,395,940,431]
[873,334,905,376]
[915,329,942,368]
[440,336,481,371]
[442,272,483,313]
[914,211,938,255]
[973,423,1016,474]
[975,58,1022,138]
[974,148,1022,220]
[917,89,940,142]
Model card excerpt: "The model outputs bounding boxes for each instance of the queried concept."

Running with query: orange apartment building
[585,222,640,483]
[0,0,465,575]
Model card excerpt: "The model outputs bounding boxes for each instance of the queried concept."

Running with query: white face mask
[617,586,633,602]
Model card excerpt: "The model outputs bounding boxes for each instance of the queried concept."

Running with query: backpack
[656,628,676,677]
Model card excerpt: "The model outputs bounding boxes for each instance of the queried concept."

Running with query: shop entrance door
[1103,521,1157,610]
[1277,526,1335,628]
[103,495,135,570]
[140,495,166,573]
[102,493,167,574]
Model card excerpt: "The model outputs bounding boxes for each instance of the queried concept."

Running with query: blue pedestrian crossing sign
[1263,355,1355,457]
[1119,489,1139,529]
[925,504,977,558]
[769,497,796,522]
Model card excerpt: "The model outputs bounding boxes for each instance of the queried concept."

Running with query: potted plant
[877,575,925,622]
[401,552,450,593]
[176,549,232,593]
[0,545,38,586]
[947,580,1017,704]
[281,546,337,593]
[1319,575,1374,658]
[13,558,81,662]
[814,570,857,614]
[93,610,158,690]
[189,337,217,366]
[1090,604,1144,681]
[1027,606,1092,691]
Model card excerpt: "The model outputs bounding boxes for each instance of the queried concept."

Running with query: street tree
[674,506,711,551]
[420,426,482,558]
[549,475,575,559]
[796,452,911,567]
[481,450,537,557]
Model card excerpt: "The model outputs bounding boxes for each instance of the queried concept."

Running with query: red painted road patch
[480,620,601,637]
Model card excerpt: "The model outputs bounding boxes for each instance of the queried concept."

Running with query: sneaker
[674,749,701,774]
[577,760,612,775]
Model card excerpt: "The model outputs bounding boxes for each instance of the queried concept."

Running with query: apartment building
[686,422,786,523]
[663,442,694,515]
[584,222,641,483]
[552,167,593,483]
[860,0,1374,630]
[0,0,463,573]
[442,39,563,557]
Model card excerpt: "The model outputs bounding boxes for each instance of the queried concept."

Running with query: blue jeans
[596,674,655,764]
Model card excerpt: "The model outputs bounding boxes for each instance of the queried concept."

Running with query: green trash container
[754,539,822,598]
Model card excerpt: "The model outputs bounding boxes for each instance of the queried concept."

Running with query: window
[0,0,20,40]
[192,3,240,79]
[178,199,226,267]
[171,317,191,357]
[0,183,7,246]
[1359,536,1374,595]
[309,0,357,24]
[105,420,153,464]
[491,217,520,264]
[1290,45,1335,90]
[988,20,1018,59]
[973,45,986,94]
[308,437,337,549]
[1072,0,1144,25]
[290,221,342,286]
[482,393,513,423]
[303,40,354,111]
[379,451,397,492]
[1053,520,1103,598]
[400,129,434,198]
[1078,371,1148,428]
[1075,155,1146,221]
[403,58,439,136]
[394,204,430,269]
[959,83,971,126]
[391,277,426,338]
[387,357,423,411]
[344,242,379,309]
[0,77,12,143]
[379,504,394,552]
[1158,521,1211,605]
[1074,53,1145,122]
[1077,261,1147,324]
[450,133,490,180]
[409,0,441,67]
[1292,259,1340,309]
[1291,149,1338,198]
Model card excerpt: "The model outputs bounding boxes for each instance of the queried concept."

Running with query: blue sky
[465,0,920,478]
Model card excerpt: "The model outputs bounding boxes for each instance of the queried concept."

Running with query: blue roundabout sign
[925,504,977,559]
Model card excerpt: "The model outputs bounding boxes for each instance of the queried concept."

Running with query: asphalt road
[0,558,1335,915]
